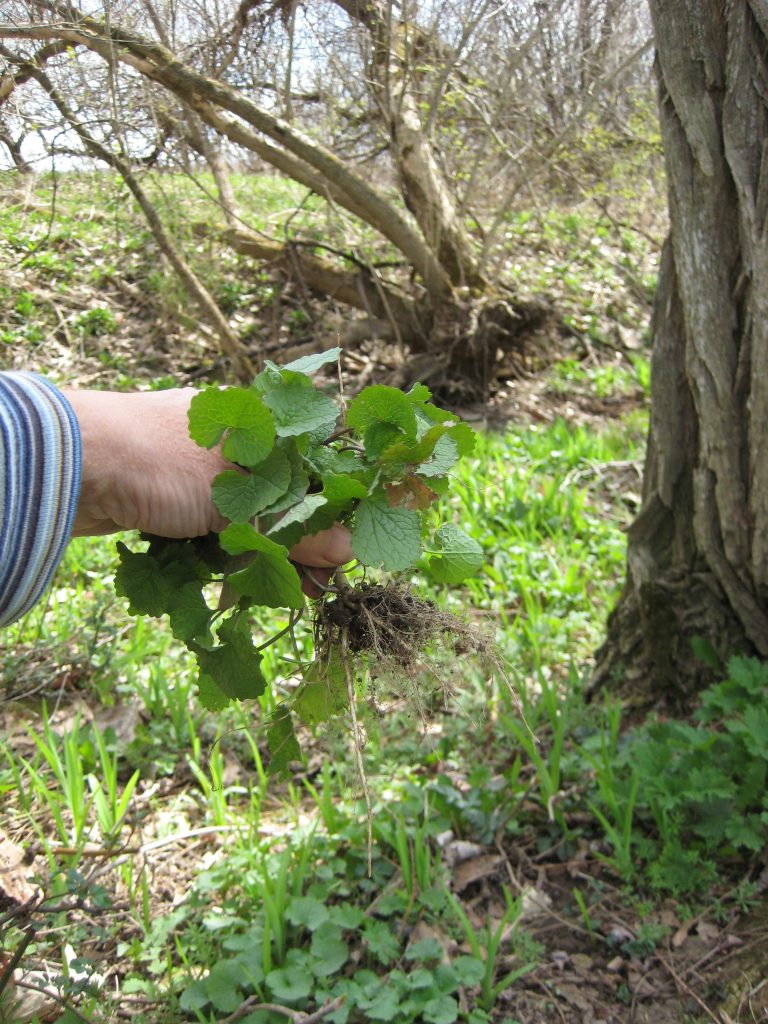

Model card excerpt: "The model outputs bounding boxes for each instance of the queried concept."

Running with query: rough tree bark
[591,0,768,708]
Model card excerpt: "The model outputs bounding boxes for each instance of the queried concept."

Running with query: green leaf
[261,371,339,438]
[219,523,305,609]
[267,707,302,776]
[261,441,310,515]
[364,422,408,460]
[739,706,768,757]
[228,556,305,610]
[212,448,291,522]
[405,937,443,962]
[197,619,267,700]
[347,385,418,439]
[300,474,368,536]
[197,673,231,711]
[363,988,401,1021]
[286,896,328,931]
[451,956,485,986]
[188,387,276,465]
[378,422,473,475]
[322,473,369,505]
[423,995,458,1024]
[427,525,484,583]
[363,920,400,965]
[352,498,421,571]
[167,582,212,645]
[266,965,312,1002]
[418,436,459,478]
[179,979,209,1012]
[189,531,231,573]
[294,649,348,725]
[282,347,341,373]
[267,494,328,537]
[404,968,436,990]
[407,382,432,404]
[306,445,367,478]
[220,521,279,556]
[114,544,170,617]
[206,960,248,1013]
[311,922,349,977]
[330,904,365,930]
[725,813,766,851]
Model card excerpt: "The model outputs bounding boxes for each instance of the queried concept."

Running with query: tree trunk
[591,1,768,709]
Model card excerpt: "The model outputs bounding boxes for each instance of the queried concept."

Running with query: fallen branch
[221,994,345,1024]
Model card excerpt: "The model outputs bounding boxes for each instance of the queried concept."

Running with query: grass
[0,408,642,1022]
[2,413,764,1024]
[2,171,764,1023]
[6,404,763,1021]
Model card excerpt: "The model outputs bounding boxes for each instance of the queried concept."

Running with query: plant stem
[340,622,372,875]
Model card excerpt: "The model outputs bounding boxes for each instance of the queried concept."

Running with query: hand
[64,388,232,538]
[63,388,353,593]
[290,525,353,597]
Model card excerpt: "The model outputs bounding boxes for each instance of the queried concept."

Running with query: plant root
[315,580,494,675]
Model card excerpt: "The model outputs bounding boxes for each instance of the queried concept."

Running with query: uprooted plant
[114,349,491,790]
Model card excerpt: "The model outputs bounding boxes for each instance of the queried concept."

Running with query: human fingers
[294,565,334,599]
[289,525,353,569]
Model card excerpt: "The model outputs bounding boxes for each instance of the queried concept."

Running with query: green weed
[446,887,538,1011]
[585,656,768,894]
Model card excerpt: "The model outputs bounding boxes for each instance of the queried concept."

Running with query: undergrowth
[4,392,766,1024]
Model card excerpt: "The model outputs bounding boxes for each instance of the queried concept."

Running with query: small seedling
[114,349,489,780]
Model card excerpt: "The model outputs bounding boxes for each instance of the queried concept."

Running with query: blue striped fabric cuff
[0,372,82,627]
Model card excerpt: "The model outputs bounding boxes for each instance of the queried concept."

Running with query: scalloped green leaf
[418,435,459,477]
[352,498,421,571]
[167,583,212,646]
[197,673,231,711]
[267,494,328,536]
[347,385,418,439]
[212,447,292,523]
[261,371,339,438]
[220,524,304,608]
[114,545,171,617]
[196,617,267,700]
[188,387,276,466]
[427,524,483,583]
[261,442,311,516]
[294,649,347,725]
[267,707,302,777]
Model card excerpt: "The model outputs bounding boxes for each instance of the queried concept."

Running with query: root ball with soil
[314,574,494,678]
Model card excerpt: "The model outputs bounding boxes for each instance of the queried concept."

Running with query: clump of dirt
[315,580,493,673]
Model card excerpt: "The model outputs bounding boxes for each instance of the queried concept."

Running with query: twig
[139,825,238,854]
[221,994,345,1024]
[655,951,720,1023]
[0,926,34,998]
[12,979,95,1024]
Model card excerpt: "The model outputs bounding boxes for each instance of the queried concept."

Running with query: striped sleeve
[0,372,82,627]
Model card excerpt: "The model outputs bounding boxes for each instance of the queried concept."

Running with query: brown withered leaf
[384,476,438,510]
[0,834,38,906]
[451,853,502,893]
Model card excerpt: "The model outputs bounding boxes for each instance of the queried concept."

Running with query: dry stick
[12,979,95,1024]
[222,994,345,1024]
[655,952,720,1024]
